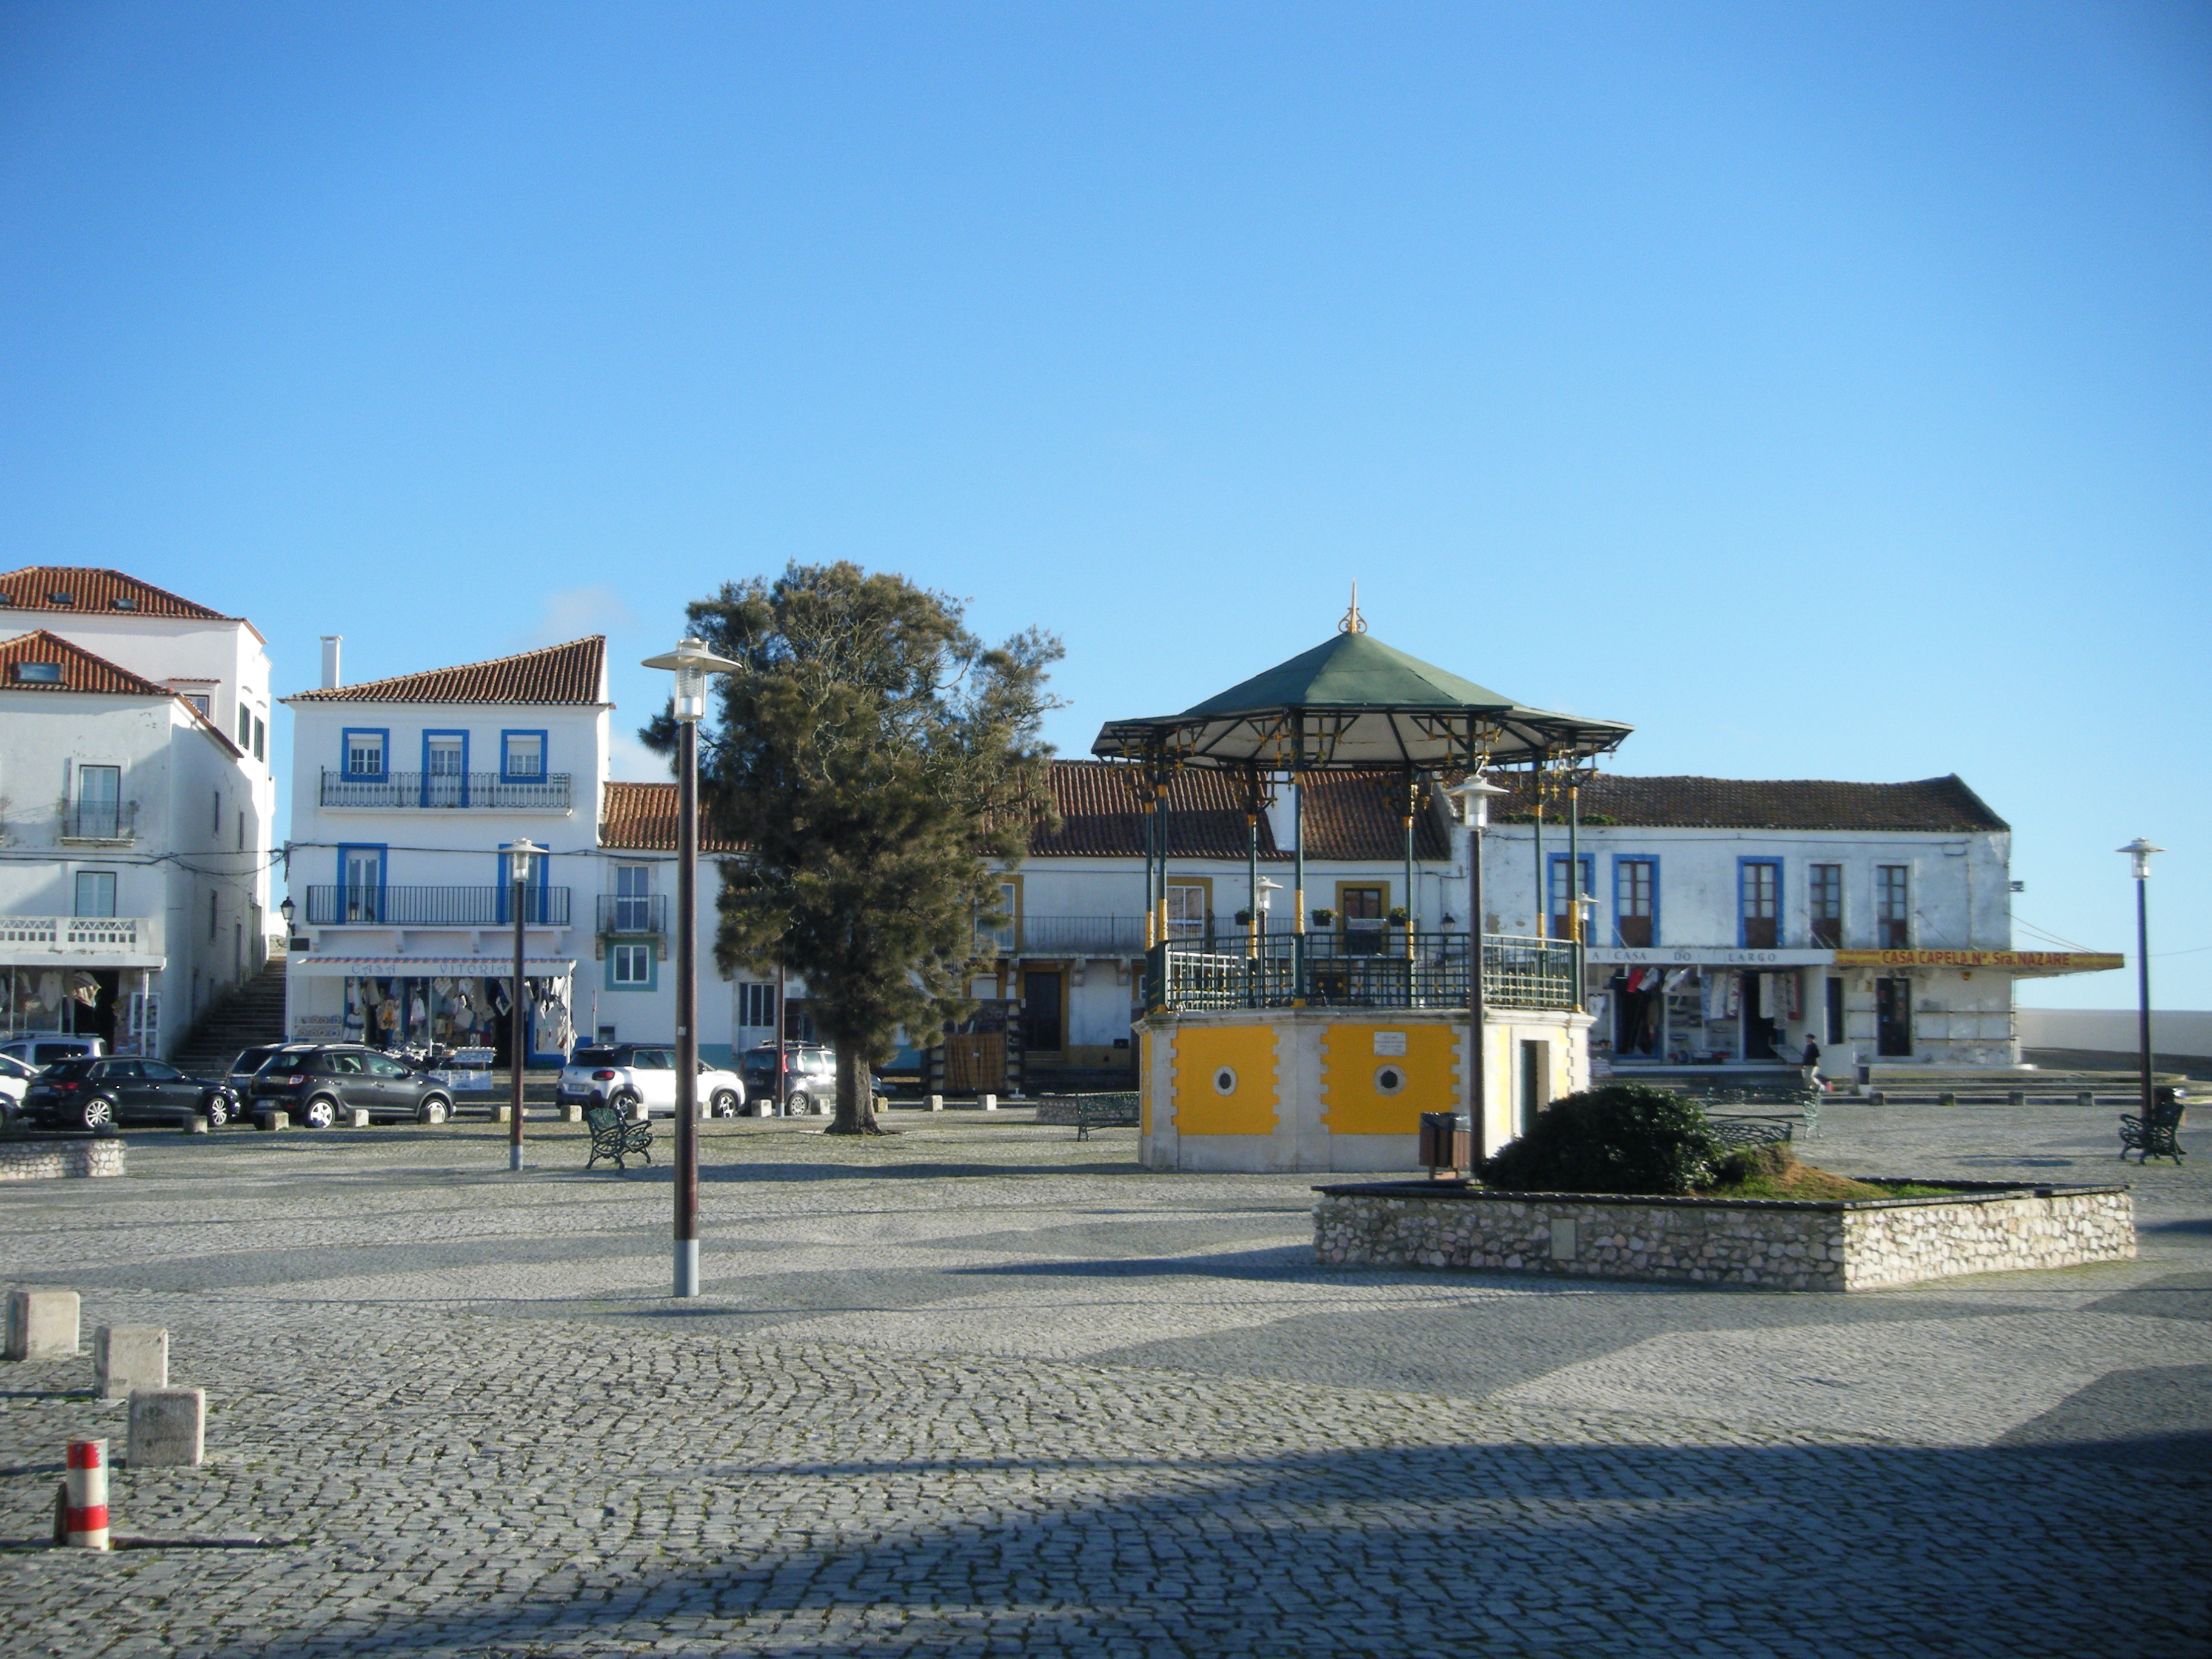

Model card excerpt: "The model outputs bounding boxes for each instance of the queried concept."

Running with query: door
[1021,970,1064,1056]
[363,1052,417,1116]
[76,765,121,838]
[342,848,383,922]
[424,737,465,806]
[135,1059,200,1116]
[614,865,652,933]
[1741,972,1783,1060]
[1518,1040,1550,1138]
[323,1050,371,1107]
[97,1060,155,1120]
[1876,978,1913,1056]
[1339,885,1386,956]
[632,1047,677,1109]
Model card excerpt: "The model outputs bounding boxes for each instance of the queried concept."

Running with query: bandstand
[1093,598,1632,1173]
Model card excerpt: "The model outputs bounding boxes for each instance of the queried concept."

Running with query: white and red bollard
[63,1438,110,1549]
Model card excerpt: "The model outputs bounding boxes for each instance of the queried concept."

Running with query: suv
[0,1051,35,1119]
[558,1045,746,1118]
[0,1034,107,1069]
[21,1057,239,1130]
[737,1043,853,1116]
[247,1044,456,1127]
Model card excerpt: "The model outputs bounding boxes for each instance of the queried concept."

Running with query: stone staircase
[169,957,288,1076]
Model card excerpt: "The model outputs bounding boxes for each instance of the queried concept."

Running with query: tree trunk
[828,1043,882,1135]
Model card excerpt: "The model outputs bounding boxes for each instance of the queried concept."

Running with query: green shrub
[1480,1082,1721,1195]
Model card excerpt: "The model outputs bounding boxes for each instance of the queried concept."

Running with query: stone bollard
[1939,1091,1957,1108]
[927,1093,943,1112]
[564,1102,584,1123]
[182,1117,209,1134]
[1866,1090,1885,1108]
[2077,1091,2094,1108]
[629,1102,649,1124]
[5,1290,80,1361]
[980,1093,997,1112]
[62,1438,110,1549]
[255,1110,290,1131]
[95,1327,167,1398]
[2006,1090,2026,1107]
[128,1388,206,1468]
[491,1104,511,1123]
[346,1107,370,1128]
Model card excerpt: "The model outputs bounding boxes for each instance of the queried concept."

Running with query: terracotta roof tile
[1480,773,2008,833]
[599,780,744,854]
[0,566,238,622]
[1025,761,1449,861]
[0,629,174,696]
[1298,770,1453,861]
[289,637,607,705]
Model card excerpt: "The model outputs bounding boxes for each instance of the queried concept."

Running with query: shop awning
[286,956,578,977]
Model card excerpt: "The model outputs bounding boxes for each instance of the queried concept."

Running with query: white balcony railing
[0,914,166,964]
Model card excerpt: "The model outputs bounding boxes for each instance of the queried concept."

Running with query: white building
[0,567,276,1055]
[1469,773,2119,1073]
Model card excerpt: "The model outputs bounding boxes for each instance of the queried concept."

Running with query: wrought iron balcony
[1150,931,1579,1013]
[303,885,572,927]
[59,800,137,843]
[597,893,668,935]
[975,915,1151,957]
[317,770,574,811]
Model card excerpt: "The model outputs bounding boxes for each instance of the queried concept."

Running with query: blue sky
[2,2,2206,1008]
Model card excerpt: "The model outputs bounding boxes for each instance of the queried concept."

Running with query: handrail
[597,893,668,934]
[1150,931,1578,1013]
[303,885,573,926]
[318,770,574,811]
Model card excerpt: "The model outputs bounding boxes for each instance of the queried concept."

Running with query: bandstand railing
[1148,931,1578,1013]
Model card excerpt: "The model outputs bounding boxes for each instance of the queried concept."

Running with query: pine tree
[644,562,1060,1133]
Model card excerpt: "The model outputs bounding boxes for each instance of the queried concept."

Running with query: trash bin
[1418,1111,1472,1178]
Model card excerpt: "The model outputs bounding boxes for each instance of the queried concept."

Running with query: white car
[556,1043,746,1118]
[0,1051,35,1118]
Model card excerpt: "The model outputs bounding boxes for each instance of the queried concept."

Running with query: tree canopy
[644,561,1060,1133]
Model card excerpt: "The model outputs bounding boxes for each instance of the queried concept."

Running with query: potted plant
[1387,906,1409,926]
[1232,910,1252,927]
[1311,908,1336,927]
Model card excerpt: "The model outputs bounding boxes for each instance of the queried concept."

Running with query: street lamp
[503,837,545,1173]
[642,636,742,1298]
[1446,776,1511,1159]
[2119,839,2164,1125]
[1255,877,1283,928]
[278,895,295,931]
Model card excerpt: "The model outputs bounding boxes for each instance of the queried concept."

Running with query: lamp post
[642,637,742,1298]
[1446,776,1510,1160]
[503,837,544,1172]
[2119,839,2163,1124]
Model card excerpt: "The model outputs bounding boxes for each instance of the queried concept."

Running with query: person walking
[1800,1034,1823,1094]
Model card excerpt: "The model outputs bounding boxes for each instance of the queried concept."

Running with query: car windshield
[231,1049,282,1074]
[33,1044,89,1065]
[41,1059,94,1080]
[570,1048,618,1068]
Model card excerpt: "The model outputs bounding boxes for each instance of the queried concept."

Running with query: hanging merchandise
[1783,971,1803,1023]
[1662,968,1691,993]
[39,971,63,1014]
[70,971,100,1008]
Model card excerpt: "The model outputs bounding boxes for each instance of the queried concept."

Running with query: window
[739,984,777,1028]
[75,765,121,839]
[1739,860,1780,949]
[13,661,61,683]
[1614,858,1657,948]
[213,789,222,834]
[424,733,467,806]
[1549,855,1594,941]
[73,871,116,918]
[237,811,246,853]
[238,707,251,749]
[978,877,1018,953]
[1877,865,1911,948]
[1165,882,1210,940]
[1338,883,1386,954]
[209,890,219,942]
[1809,865,1843,949]
[253,716,266,762]
[612,863,653,932]
[340,846,384,922]
[343,730,387,777]
[183,694,209,717]
[609,944,652,987]
[501,732,545,779]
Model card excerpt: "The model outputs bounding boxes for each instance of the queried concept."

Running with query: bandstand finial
[1339,580,1367,634]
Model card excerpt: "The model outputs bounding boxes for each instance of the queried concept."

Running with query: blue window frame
[1547,854,1595,938]
[335,844,387,923]
[341,728,390,779]
[495,846,553,924]
[1738,858,1783,949]
[500,729,548,781]
[420,729,469,806]
[607,943,656,991]
[1612,856,1658,948]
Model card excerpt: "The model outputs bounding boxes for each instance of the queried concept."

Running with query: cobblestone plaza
[2,1101,2207,1657]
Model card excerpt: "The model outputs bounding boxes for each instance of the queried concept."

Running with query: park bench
[1061,1093,1141,1141]
[1689,1084,1822,1142]
[583,1102,653,1171]
[2119,1090,2187,1165]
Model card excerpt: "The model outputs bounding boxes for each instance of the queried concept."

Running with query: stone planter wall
[0,1134,126,1182]
[1312,1180,2133,1291]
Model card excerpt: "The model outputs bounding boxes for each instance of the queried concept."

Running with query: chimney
[320,635,342,691]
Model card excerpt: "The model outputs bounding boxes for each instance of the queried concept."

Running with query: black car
[246,1044,456,1127]
[737,1043,879,1116]
[22,1057,238,1130]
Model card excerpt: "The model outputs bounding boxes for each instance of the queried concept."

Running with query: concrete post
[980,1093,997,1112]
[95,1327,167,1398]
[346,1108,370,1128]
[5,1290,79,1361]
[128,1388,206,1468]
[928,1093,943,1112]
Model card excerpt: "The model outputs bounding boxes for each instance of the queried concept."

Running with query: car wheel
[80,1097,115,1130]
[710,1090,739,1118]
[418,1096,450,1125]
[611,1089,642,1119]
[785,1089,811,1118]
[204,1095,231,1130]
[301,1096,338,1130]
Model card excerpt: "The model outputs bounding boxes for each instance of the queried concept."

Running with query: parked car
[557,1044,746,1118]
[21,1056,238,1130]
[246,1044,457,1127]
[0,1033,107,1069]
[227,1043,303,1097]
[0,1051,36,1119]
[736,1043,863,1116]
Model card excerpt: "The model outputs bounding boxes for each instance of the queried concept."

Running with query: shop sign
[292,1014,343,1038]
[1830,950,2123,971]
[1584,947,1834,967]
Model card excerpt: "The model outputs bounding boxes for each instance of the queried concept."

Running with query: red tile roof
[598,781,745,854]
[1298,770,1453,861]
[1027,761,1447,861]
[0,566,238,622]
[290,637,608,705]
[0,629,174,696]
[1479,773,2008,833]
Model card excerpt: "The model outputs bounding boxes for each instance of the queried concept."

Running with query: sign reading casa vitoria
[1584,947,1836,967]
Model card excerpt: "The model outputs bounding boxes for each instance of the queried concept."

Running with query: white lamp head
[642,636,742,723]
[2117,837,2164,881]
[1444,774,1511,826]
[506,837,545,884]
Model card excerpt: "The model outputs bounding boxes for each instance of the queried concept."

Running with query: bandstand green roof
[1092,627,1632,771]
